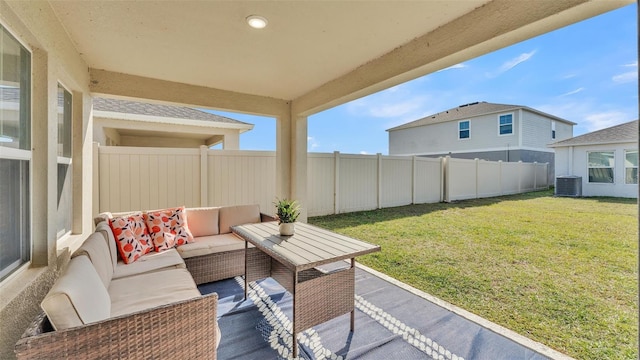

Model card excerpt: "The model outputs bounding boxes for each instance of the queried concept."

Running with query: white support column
[276,113,292,201]
[291,115,308,222]
[276,107,308,222]
[200,145,208,206]
[31,48,57,266]
[222,132,240,150]
[533,161,538,189]
[71,91,83,234]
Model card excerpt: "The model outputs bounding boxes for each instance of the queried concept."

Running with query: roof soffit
[48,0,632,115]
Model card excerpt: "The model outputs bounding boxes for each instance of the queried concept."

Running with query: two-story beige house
[387,101,575,179]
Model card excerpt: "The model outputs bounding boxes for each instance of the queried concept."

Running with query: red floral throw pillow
[109,213,153,264]
[144,206,194,252]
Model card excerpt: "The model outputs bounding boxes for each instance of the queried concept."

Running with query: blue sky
[207,3,638,155]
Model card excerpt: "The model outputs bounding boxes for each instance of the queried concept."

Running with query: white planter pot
[279,223,295,236]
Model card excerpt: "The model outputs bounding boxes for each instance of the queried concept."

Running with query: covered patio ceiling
[49,0,630,116]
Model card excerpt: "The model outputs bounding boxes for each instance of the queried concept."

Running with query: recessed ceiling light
[246,15,268,29]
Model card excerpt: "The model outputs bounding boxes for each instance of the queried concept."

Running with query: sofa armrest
[16,293,218,359]
[260,213,277,222]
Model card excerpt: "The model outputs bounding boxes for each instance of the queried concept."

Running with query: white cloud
[499,50,537,73]
[359,151,369,155]
[612,61,638,84]
[536,101,634,135]
[612,71,637,84]
[368,96,430,118]
[559,87,585,97]
[307,136,319,150]
[436,63,467,72]
[583,111,630,132]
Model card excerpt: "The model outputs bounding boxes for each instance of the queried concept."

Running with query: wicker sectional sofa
[15,204,274,359]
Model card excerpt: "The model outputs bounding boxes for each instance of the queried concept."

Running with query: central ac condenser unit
[555,176,582,197]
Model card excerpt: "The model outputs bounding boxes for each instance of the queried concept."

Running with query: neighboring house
[549,120,638,198]
[93,97,254,149]
[387,101,576,180]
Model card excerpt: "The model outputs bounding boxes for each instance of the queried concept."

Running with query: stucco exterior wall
[389,110,522,156]
[0,2,93,358]
[554,142,638,198]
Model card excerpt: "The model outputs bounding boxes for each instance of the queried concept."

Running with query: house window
[588,151,614,183]
[0,25,31,280]
[458,120,470,139]
[551,121,556,140]
[57,84,72,238]
[499,114,513,135]
[625,150,638,184]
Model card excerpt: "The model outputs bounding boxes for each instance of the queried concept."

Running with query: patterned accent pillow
[109,213,153,264]
[144,206,194,252]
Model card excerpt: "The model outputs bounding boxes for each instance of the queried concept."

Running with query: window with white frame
[458,120,470,139]
[588,151,614,183]
[625,150,638,184]
[57,84,72,238]
[551,121,556,140]
[498,114,513,135]
[0,25,31,280]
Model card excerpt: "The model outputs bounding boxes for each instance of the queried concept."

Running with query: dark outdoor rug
[199,267,552,360]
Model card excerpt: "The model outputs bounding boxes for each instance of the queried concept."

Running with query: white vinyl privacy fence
[444,157,549,202]
[94,145,548,217]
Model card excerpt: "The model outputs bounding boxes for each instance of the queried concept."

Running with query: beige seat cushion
[71,232,114,288]
[176,233,249,259]
[219,204,261,234]
[113,248,185,279]
[41,256,111,331]
[186,207,220,237]
[109,268,200,318]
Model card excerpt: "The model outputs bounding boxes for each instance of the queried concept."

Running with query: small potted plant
[274,198,300,236]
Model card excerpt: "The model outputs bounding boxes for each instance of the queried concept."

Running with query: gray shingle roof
[93,97,250,125]
[549,120,638,147]
[387,101,575,131]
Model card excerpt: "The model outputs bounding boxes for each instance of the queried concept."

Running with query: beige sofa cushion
[41,256,111,331]
[176,233,248,259]
[186,207,220,237]
[95,220,118,270]
[219,204,261,234]
[113,248,185,279]
[109,268,200,318]
[71,232,114,288]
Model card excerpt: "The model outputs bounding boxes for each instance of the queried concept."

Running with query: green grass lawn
[309,190,638,360]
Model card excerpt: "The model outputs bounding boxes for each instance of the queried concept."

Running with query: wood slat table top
[232,222,381,272]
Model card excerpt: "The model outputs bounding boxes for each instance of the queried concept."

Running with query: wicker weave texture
[15,293,219,359]
[270,258,294,294]
[294,267,355,333]
[185,249,246,285]
[246,247,271,283]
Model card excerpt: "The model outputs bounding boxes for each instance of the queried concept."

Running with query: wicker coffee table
[231,222,380,357]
